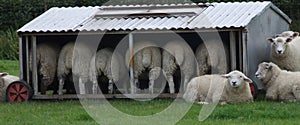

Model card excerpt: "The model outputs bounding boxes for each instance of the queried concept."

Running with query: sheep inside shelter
[29,42,61,95]
[162,40,197,93]
[196,38,230,76]
[125,41,162,94]
[89,48,123,94]
[57,40,95,95]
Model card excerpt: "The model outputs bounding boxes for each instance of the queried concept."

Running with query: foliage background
[0,0,299,60]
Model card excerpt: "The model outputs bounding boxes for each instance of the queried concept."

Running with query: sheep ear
[0,72,8,77]
[243,76,253,83]
[286,38,293,43]
[221,74,230,78]
[293,32,299,38]
[266,64,273,70]
[267,37,274,43]
[275,34,281,37]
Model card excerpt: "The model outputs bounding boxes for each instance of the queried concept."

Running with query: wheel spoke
[9,94,17,102]
[8,87,18,94]
[20,93,28,100]
[19,86,28,93]
[15,84,20,92]
[17,95,23,102]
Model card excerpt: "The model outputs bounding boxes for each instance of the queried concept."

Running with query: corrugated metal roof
[17,1,291,33]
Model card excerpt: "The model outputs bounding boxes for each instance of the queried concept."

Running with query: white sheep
[276,31,299,39]
[162,40,196,93]
[29,42,60,94]
[57,41,93,95]
[125,41,161,94]
[267,36,300,71]
[0,72,19,101]
[196,39,229,76]
[255,62,300,102]
[183,70,253,104]
[89,48,123,94]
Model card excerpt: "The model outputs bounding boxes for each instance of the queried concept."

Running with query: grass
[0,60,300,125]
[0,100,299,125]
[0,60,19,76]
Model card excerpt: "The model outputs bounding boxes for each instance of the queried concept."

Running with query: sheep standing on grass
[125,41,161,94]
[162,41,196,93]
[183,70,253,104]
[255,62,300,102]
[0,72,19,101]
[90,48,122,94]
[57,42,92,95]
[267,34,300,71]
[29,42,60,94]
[196,39,229,76]
[276,31,299,39]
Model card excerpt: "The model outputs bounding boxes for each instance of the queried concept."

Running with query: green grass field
[0,60,300,125]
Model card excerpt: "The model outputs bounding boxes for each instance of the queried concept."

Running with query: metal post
[242,31,248,75]
[32,36,38,95]
[229,31,237,70]
[18,37,24,80]
[129,33,135,94]
[26,36,30,84]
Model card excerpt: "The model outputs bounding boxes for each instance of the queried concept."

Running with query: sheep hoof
[197,102,209,105]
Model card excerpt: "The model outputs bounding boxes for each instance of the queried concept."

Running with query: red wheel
[6,81,32,103]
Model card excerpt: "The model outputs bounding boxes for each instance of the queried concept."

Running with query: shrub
[0,29,19,60]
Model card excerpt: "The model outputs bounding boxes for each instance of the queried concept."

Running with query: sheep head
[255,62,277,83]
[267,36,292,55]
[276,31,299,39]
[222,70,252,88]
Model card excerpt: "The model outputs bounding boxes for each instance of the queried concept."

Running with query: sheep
[57,41,93,95]
[255,62,300,102]
[267,36,300,71]
[0,72,19,101]
[125,41,161,94]
[183,70,253,104]
[196,39,230,76]
[275,31,299,39]
[89,48,123,94]
[162,40,196,93]
[29,42,60,94]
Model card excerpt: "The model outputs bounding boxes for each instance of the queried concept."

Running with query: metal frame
[19,28,247,99]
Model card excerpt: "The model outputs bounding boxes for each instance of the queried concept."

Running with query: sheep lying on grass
[0,72,19,101]
[267,35,300,71]
[57,42,92,95]
[183,70,253,104]
[125,41,161,94]
[90,48,123,94]
[196,39,230,76]
[255,62,300,102]
[29,42,60,94]
[162,41,196,93]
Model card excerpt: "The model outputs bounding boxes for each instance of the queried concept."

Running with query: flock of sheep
[27,38,229,96]
[184,31,300,104]
[2,30,300,104]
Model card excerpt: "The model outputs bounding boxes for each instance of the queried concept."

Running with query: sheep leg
[130,79,137,94]
[149,79,154,94]
[79,77,86,94]
[108,80,113,94]
[167,75,175,94]
[92,80,98,94]
[183,76,191,92]
[58,78,64,95]
[293,85,300,101]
